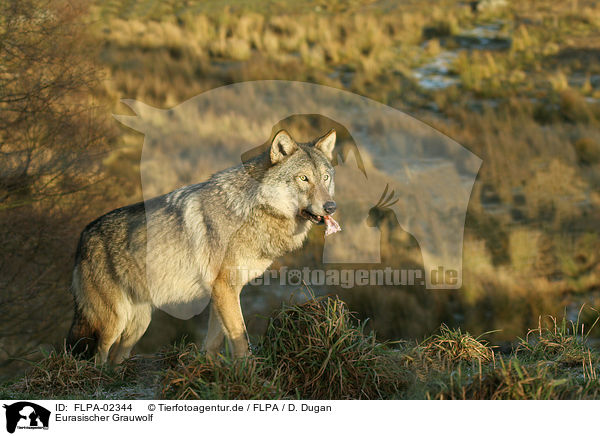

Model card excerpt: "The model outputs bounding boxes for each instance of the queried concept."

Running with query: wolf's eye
[299,175,308,182]
[323,174,329,181]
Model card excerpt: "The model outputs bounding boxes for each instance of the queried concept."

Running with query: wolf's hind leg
[204,302,225,358]
[96,325,123,366]
[110,304,152,364]
[91,294,127,365]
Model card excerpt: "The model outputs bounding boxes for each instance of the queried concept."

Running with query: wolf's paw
[234,349,252,359]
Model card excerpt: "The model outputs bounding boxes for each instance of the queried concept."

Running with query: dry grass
[261,295,407,399]
[160,344,280,400]
[434,358,600,400]
[5,349,118,398]
[161,295,407,400]
[403,307,600,399]
[409,324,494,366]
[516,307,600,366]
[2,302,600,400]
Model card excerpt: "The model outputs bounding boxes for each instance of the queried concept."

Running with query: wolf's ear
[314,129,336,161]
[270,130,297,164]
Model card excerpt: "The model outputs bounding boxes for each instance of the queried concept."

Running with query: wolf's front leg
[210,275,250,358]
[204,303,225,358]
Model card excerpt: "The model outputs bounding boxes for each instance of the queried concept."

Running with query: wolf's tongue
[323,215,341,236]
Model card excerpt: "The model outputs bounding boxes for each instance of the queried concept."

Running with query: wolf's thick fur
[67,130,336,364]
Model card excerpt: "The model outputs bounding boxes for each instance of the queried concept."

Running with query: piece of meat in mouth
[323,215,341,236]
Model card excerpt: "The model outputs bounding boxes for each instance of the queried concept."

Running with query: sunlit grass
[5,299,599,399]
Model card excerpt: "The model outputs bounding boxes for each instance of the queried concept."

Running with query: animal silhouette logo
[3,402,50,433]
[115,80,481,290]
[367,184,424,270]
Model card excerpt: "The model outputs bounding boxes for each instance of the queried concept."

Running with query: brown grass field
[2,0,600,399]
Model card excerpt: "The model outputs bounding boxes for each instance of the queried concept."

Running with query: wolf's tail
[66,301,98,359]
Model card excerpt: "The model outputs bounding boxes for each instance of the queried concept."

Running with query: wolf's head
[260,129,336,223]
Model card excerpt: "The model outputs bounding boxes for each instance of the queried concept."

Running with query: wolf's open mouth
[299,209,324,224]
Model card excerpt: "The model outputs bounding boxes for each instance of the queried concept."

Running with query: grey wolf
[67,129,337,364]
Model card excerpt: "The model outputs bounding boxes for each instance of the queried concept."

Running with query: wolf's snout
[324,201,336,215]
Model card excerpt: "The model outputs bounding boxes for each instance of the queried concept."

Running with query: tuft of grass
[515,307,600,366]
[573,137,600,165]
[415,324,494,364]
[0,347,163,399]
[261,295,407,399]
[3,349,119,399]
[558,89,596,124]
[160,343,282,400]
[434,357,600,400]
[400,324,495,387]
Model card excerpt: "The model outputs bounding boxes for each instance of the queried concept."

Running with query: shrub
[573,137,600,165]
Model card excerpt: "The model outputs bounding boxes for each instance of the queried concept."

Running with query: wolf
[67,129,337,364]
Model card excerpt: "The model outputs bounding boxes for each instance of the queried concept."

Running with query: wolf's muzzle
[324,201,337,215]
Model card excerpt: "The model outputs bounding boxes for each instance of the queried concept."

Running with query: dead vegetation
[2,298,600,400]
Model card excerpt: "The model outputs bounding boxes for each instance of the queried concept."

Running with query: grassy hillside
[2,0,600,385]
[2,295,600,400]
